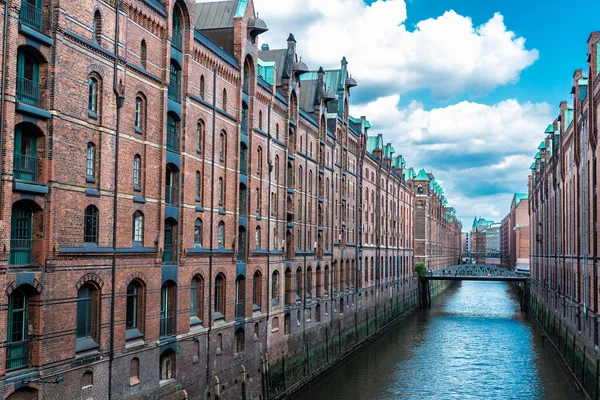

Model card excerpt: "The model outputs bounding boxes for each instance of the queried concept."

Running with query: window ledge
[134,126,143,135]
[88,110,98,120]
[190,316,203,326]
[159,378,175,388]
[76,337,99,353]
[86,176,96,184]
[133,184,142,192]
[214,312,225,321]
[130,377,140,386]
[126,328,144,341]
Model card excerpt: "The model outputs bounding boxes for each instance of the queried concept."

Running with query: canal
[292,281,576,399]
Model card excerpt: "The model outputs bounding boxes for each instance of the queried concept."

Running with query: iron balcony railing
[19,1,43,32]
[167,131,179,152]
[165,185,177,205]
[172,30,182,50]
[16,76,42,107]
[6,339,29,370]
[235,302,245,318]
[168,79,180,102]
[13,153,39,182]
[159,316,175,337]
[9,238,33,266]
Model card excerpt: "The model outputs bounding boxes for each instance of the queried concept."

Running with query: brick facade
[0,0,461,399]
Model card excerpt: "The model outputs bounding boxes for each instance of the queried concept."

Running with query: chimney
[588,32,600,79]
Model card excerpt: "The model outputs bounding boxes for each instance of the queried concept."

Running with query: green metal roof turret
[538,141,546,150]
[414,169,430,181]
[544,124,554,134]
[530,162,536,169]
[534,152,541,160]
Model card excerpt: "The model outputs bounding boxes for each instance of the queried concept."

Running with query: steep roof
[195,1,238,30]
[515,193,528,206]
[258,49,288,87]
[414,169,430,181]
[366,135,383,154]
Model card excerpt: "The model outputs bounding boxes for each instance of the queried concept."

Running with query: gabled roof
[366,135,383,153]
[534,152,541,159]
[258,49,289,87]
[414,169,430,181]
[515,193,528,206]
[544,123,554,134]
[538,141,546,150]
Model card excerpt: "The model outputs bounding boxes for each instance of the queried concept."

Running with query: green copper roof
[366,135,383,153]
[534,152,541,160]
[565,108,574,128]
[530,162,536,169]
[538,141,546,150]
[404,168,416,180]
[515,193,528,206]
[545,124,554,134]
[384,143,395,158]
[257,58,275,85]
[414,169,430,181]
[234,0,248,17]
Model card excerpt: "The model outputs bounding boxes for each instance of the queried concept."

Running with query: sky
[254,0,599,230]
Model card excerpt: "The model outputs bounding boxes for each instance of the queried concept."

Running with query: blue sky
[257,0,600,230]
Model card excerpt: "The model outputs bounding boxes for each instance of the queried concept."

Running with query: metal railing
[16,76,42,107]
[9,238,33,266]
[167,131,179,152]
[13,153,39,182]
[235,302,245,318]
[6,339,29,370]
[159,316,175,337]
[19,1,43,32]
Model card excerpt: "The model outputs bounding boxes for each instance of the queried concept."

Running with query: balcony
[9,238,33,266]
[6,339,30,371]
[160,316,175,337]
[19,1,44,32]
[13,153,39,182]
[16,77,42,107]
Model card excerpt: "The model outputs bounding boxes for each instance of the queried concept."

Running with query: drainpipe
[264,102,272,400]
[205,67,217,390]
[108,1,123,399]
[0,0,10,214]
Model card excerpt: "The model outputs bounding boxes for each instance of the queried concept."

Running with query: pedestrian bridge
[426,264,528,282]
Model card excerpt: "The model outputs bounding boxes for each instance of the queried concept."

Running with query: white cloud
[256,0,538,99]
[351,95,553,227]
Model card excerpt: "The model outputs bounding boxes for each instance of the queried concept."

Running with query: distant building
[500,193,529,271]
[471,217,493,263]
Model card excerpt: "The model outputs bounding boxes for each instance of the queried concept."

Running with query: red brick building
[0,0,461,399]
[500,193,529,271]
[528,31,600,399]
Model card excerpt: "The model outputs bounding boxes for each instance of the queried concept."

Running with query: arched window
[126,280,144,337]
[258,110,263,131]
[296,267,302,301]
[132,211,143,244]
[222,89,228,113]
[197,120,205,152]
[160,281,176,337]
[82,371,93,388]
[172,8,183,50]
[7,287,32,369]
[284,313,291,335]
[165,164,178,205]
[130,358,140,386]
[275,123,280,140]
[271,270,280,303]
[84,205,99,244]
[218,177,224,206]
[194,218,202,248]
[88,76,99,116]
[159,349,176,381]
[235,275,245,318]
[256,146,262,175]
[235,328,245,353]
[166,112,180,152]
[255,226,261,249]
[214,273,226,318]
[217,221,225,248]
[195,170,202,202]
[271,317,279,331]
[16,49,41,106]
[240,143,248,174]
[199,75,205,99]
[76,283,100,351]
[255,188,260,213]
[274,155,279,182]
[133,154,142,190]
[190,276,204,325]
[316,266,322,297]
[253,271,262,310]
[135,96,145,133]
[298,166,303,190]
[324,265,330,294]
[168,60,181,102]
[306,266,312,298]
[308,171,313,194]
[86,142,96,180]
[316,304,321,322]
[93,10,102,43]
[163,218,178,262]
[219,131,226,161]
[140,40,147,69]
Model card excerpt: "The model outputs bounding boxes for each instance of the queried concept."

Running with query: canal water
[292,281,576,400]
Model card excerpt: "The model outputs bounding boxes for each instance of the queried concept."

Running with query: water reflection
[293,281,575,400]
